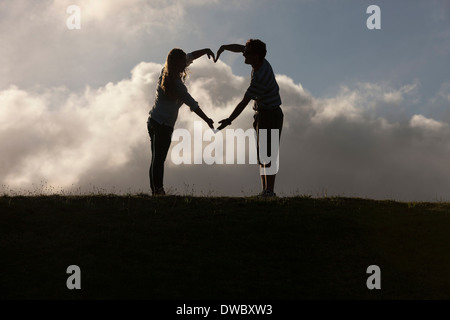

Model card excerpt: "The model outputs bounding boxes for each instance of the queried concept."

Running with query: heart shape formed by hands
[200,44,248,132]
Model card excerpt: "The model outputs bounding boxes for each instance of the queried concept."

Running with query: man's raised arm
[214,44,245,62]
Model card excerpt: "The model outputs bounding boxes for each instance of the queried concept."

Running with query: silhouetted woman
[147,48,215,195]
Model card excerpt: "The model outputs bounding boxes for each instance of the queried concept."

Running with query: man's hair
[246,39,267,59]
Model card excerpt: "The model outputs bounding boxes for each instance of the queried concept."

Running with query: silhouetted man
[215,39,283,197]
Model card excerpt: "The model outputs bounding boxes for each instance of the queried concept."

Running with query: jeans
[147,117,173,194]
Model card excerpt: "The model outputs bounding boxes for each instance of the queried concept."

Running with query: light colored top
[245,59,282,111]
[149,53,198,127]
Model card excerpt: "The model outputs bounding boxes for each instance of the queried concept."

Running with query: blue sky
[1,0,450,200]
[4,0,449,94]
[188,0,449,103]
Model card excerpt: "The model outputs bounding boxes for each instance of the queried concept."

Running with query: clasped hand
[206,117,231,132]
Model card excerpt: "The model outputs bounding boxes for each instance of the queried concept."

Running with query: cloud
[0,61,161,192]
[437,83,450,103]
[1,56,450,201]
[0,0,220,91]
[52,0,212,34]
[410,114,447,131]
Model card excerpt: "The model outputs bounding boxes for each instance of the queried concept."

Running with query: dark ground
[1,195,449,300]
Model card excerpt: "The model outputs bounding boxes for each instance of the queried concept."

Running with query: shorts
[253,106,283,167]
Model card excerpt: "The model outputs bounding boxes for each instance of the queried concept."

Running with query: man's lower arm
[223,44,245,53]
[229,102,246,122]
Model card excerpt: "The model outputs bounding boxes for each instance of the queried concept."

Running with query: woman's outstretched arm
[190,48,215,61]
[193,106,214,129]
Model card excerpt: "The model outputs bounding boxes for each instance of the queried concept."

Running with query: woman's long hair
[161,48,188,100]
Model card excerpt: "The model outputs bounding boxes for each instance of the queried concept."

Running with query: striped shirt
[149,53,199,127]
[245,59,282,111]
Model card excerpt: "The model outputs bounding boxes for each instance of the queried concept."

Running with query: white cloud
[0,0,221,91]
[0,61,161,192]
[1,57,450,201]
[312,90,361,124]
[437,83,450,103]
[410,114,447,131]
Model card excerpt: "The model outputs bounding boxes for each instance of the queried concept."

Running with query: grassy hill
[1,194,449,300]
